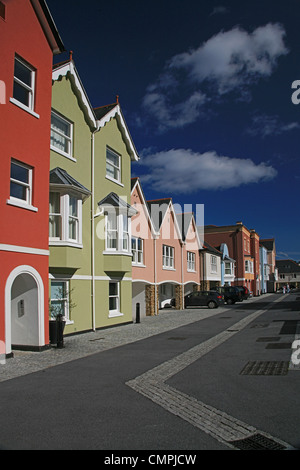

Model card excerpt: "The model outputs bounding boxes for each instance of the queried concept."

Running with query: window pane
[107,149,119,166]
[109,297,117,311]
[10,182,27,200]
[13,81,30,106]
[69,197,78,217]
[109,282,118,296]
[11,162,29,183]
[49,215,61,238]
[69,218,78,240]
[49,192,60,213]
[14,59,31,86]
[51,130,68,153]
[51,114,70,137]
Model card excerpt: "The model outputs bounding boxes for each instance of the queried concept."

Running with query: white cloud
[143,23,288,131]
[247,114,300,137]
[138,148,277,194]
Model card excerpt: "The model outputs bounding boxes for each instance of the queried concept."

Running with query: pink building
[131,178,201,318]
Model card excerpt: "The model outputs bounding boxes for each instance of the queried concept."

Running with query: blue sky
[47,0,300,260]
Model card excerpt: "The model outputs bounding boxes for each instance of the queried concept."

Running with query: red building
[0,0,64,357]
[205,222,261,296]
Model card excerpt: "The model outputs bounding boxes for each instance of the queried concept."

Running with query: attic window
[0,2,5,20]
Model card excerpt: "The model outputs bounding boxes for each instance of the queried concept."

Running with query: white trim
[0,244,49,256]
[10,97,40,119]
[52,62,97,129]
[105,175,124,187]
[6,198,38,212]
[49,273,132,282]
[5,265,45,355]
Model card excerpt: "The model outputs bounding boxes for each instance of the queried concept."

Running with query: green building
[49,59,139,335]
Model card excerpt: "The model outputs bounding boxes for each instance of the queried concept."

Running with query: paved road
[0,292,299,450]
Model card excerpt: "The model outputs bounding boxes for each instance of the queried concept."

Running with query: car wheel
[227,299,234,305]
[208,301,217,309]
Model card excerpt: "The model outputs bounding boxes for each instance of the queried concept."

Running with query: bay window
[105,210,131,254]
[49,192,82,246]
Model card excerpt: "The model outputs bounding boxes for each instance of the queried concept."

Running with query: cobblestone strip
[126,295,292,449]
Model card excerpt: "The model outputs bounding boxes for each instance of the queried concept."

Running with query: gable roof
[147,198,173,232]
[52,60,97,129]
[50,167,91,199]
[31,0,65,54]
[131,178,157,236]
[202,241,222,256]
[94,100,140,162]
[175,213,202,249]
[276,259,300,273]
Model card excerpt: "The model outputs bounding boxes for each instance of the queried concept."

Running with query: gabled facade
[131,181,201,317]
[204,222,260,296]
[148,198,184,309]
[0,0,64,356]
[259,243,269,294]
[260,238,278,292]
[49,59,138,334]
[200,242,222,290]
[131,178,158,318]
[276,260,300,289]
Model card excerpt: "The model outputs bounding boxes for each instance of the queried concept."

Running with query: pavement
[0,293,274,383]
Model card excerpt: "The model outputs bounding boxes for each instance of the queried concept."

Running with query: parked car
[184,290,224,309]
[236,286,250,300]
[216,286,243,305]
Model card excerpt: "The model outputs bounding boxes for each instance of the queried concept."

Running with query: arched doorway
[5,266,45,354]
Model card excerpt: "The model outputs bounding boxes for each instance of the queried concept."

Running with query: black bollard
[136,303,140,324]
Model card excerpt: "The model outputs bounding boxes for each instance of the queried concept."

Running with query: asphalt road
[0,292,299,452]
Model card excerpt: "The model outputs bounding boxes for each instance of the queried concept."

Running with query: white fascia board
[96,104,139,162]
[52,62,97,129]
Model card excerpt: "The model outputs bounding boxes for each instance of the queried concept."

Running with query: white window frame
[10,56,39,118]
[106,147,121,185]
[163,245,175,270]
[187,251,196,272]
[225,261,233,276]
[108,281,123,318]
[50,280,69,321]
[245,260,254,274]
[49,192,82,247]
[132,237,144,265]
[105,210,131,255]
[50,111,74,160]
[7,159,38,212]
[211,255,217,273]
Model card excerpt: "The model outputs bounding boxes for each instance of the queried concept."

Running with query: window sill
[105,175,124,187]
[132,263,146,268]
[108,311,124,318]
[10,98,40,119]
[49,241,83,249]
[187,269,196,273]
[50,146,76,162]
[162,267,176,271]
[7,198,38,212]
[103,250,132,257]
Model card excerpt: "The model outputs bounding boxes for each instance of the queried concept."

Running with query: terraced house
[49,58,139,335]
[0,0,64,357]
[131,178,202,318]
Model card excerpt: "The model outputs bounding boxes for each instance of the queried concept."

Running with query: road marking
[126,295,294,449]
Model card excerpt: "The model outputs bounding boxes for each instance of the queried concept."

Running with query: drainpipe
[91,130,96,331]
[181,242,184,308]
[154,236,157,315]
